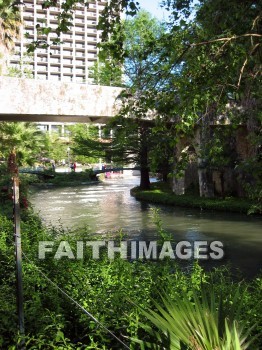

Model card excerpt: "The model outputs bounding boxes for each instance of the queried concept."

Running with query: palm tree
[0,122,48,166]
[0,0,21,75]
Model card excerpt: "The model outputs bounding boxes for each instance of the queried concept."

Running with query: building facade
[10,0,108,84]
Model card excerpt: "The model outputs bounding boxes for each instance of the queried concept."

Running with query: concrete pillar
[198,166,214,198]
[172,141,186,195]
[98,124,102,138]
[173,172,185,195]
[48,124,52,135]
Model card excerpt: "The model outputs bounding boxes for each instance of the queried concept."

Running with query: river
[30,176,262,278]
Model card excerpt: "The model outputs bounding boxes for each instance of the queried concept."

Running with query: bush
[0,211,261,349]
[41,169,98,186]
[131,183,259,214]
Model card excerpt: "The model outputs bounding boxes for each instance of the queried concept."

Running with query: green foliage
[89,59,123,87]
[97,0,140,60]
[0,165,35,216]
[150,208,172,242]
[37,124,102,165]
[73,46,176,189]
[135,286,259,349]
[122,10,166,89]
[71,123,107,163]
[0,0,21,74]
[131,182,258,214]
[237,155,262,214]
[0,122,48,166]
[98,0,261,198]
[200,126,237,169]
[40,169,97,186]
[7,52,34,78]
[44,132,70,163]
[0,200,261,348]
[0,0,21,50]
[98,12,174,189]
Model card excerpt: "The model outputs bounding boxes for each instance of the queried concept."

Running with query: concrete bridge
[0,77,123,123]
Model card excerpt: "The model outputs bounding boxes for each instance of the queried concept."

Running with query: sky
[138,0,169,20]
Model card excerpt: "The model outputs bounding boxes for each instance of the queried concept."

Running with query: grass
[131,182,258,214]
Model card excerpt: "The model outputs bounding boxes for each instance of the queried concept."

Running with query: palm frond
[133,285,259,350]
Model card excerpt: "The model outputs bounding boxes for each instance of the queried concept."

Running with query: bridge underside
[0,113,112,123]
[0,77,123,123]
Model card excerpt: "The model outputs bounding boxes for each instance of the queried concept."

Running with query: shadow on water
[30,177,262,279]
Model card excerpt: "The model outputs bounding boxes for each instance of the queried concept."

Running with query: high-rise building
[10,0,108,84]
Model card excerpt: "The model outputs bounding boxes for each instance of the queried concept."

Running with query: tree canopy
[0,122,48,166]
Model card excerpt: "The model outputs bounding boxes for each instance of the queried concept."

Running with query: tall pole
[13,176,25,347]
[67,147,70,171]
[98,124,102,169]
[8,149,25,348]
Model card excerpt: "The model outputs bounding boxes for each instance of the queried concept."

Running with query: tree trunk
[140,166,150,190]
[220,170,225,199]
[139,126,150,190]
[161,163,170,183]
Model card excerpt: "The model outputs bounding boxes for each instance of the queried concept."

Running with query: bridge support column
[198,166,214,198]
[98,124,102,138]
[173,172,185,195]
[48,124,52,135]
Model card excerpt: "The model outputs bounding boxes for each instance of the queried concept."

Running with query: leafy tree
[70,123,105,164]
[98,0,261,130]
[103,0,261,197]
[43,132,69,164]
[162,0,261,197]
[150,121,177,183]
[7,52,34,78]
[73,11,169,189]
[89,59,123,87]
[107,103,153,189]
[104,12,168,189]
[122,10,165,88]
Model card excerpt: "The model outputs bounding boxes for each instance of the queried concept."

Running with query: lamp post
[67,147,70,171]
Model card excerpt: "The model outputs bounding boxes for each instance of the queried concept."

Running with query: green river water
[30,177,262,278]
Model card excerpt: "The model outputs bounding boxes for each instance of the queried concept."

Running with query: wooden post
[13,176,25,347]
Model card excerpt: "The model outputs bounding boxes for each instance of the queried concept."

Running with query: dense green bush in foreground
[0,211,261,349]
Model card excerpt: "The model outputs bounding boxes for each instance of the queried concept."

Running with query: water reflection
[30,177,262,278]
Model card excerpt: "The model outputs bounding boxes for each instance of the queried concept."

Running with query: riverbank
[33,169,99,187]
[131,182,260,214]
